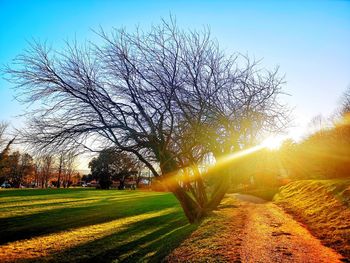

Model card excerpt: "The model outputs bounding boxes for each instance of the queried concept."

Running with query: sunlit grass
[0,188,196,262]
[0,208,177,261]
[0,192,166,218]
[274,179,350,259]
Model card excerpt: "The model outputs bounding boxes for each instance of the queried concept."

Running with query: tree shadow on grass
[0,188,91,198]
[0,195,178,245]
[28,211,197,263]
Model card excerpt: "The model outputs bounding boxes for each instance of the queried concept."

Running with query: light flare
[261,136,286,150]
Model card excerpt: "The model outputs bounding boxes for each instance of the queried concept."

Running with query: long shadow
[0,189,150,205]
[26,211,197,263]
[0,188,92,198]
[0,194,153,213]
[0,197,102,209]
[0,195,178,245]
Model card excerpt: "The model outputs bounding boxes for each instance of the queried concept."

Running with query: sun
[261,136,285,150]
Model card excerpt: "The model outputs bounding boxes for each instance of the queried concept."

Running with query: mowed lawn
[0,188,196,262]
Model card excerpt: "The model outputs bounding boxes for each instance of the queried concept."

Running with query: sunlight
[161,135,291,189]
[214,145,265,169]
[159,143,266,189]
[261,136,285,150]
[0,207,179,261]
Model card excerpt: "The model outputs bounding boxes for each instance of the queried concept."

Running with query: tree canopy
[5,18,288,222]
[89,149,140,189]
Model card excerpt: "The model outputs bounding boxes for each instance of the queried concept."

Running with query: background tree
[5,18,287,222]
[37,155,54,188]
[277,88,350,181]
[1,151,34,187]
[341,86,350,115]
[56,151,65,188]
[0,122,15,184]
[62,151,77,188]
[89,149,140,189]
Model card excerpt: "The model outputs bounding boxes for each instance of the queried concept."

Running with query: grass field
[274,179,350,259]
[0,188,197,262]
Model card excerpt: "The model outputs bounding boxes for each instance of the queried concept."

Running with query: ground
[0,183,349,262]
[0,189,195,262]
[274,179,350,259]
[167,195,345,263]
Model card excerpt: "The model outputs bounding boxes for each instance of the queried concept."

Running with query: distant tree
[62,151,77,188]
[289,89,350,179]
[71,172,82,186]
[81,173,94,183]
[341,86,350,115]
[89,149,140,189]
[0,122,15,184]
[4,151,34,187]
[56,151,65,188]
[6,151,20,186]
[55,151,77,188]
[5,18,288,222]
[39,155,54,188]
[279,127,350,180]
[89,150,113,189]
[18,153,35,186]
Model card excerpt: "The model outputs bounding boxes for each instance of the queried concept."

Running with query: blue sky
[0,0,349,146]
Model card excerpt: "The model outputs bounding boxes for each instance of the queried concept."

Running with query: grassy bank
[0,188,196,262]
[274,179,350,260]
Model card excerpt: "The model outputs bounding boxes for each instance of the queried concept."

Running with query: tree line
[0,124,79,188]
[278,91,350,180]
[228,88,350,187]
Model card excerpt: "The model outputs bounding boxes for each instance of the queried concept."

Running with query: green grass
[274,179,350,259]
[0,188,197,262]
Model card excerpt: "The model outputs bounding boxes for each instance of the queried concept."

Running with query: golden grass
[167,198,246,262]
[0,207,178,262]
[274,179,350,259]
[0,189,194,262]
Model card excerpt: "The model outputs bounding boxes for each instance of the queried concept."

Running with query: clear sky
[1,0,350,169]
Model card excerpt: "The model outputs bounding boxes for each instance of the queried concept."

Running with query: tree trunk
[57,172,61,189]
[158,151,231,224]
[170,184,205,224]
[193,165,208,208]
[207,172,230,210]
[160,159,205,223]
[118,177,125,190]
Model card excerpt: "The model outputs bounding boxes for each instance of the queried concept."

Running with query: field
[0,189,196,262]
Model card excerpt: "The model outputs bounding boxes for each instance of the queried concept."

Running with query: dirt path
[168,194,345,262]
[238,200,342,262]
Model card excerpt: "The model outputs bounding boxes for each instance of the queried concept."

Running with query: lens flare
[262,136,285,150]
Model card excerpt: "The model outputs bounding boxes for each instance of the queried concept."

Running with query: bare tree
[0,122,15,161]
[38,155,54,188]
[0,122,8,149]
[55,150,77,188]
[5,18,287,222]
[0,122,16,185]
[56,151,64,188]
[341,86,350,115]
[62,151,76,188]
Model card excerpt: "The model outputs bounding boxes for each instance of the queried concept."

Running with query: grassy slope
[274,179,350,260]
[0,188,196,262]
